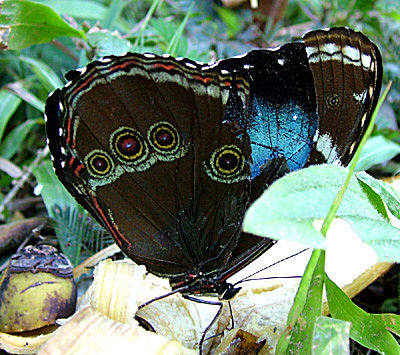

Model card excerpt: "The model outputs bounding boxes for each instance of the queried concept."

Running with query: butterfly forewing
[304,27,383,166]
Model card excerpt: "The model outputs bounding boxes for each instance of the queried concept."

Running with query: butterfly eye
[110,127,149,164]
[327,94,340,107]
[148,121,182,160]
[85,150,113,178]
[203,145,247,183]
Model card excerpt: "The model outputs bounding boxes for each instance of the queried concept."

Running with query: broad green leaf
[312,316,351,355]
[375,313,400,336]
[33,0,107,20]
[87,31,132,57]
[357,171,400,219]
[31,160,78,218]
[356,135,400,171]
[325,275,400,354]
[0,90,21,142]
[243,164,400,260]
[0,0,84,50]
[0,119,40,159]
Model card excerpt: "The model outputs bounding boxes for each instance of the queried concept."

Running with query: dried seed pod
[0,245,76,332]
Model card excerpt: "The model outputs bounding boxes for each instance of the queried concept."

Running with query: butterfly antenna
[233,247,309,287]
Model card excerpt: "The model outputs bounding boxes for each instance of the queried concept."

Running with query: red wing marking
[73,163,84,177]
[72,75,96,95]
[191,74,214,84]
[152,63,177,71]
[66,117,73,145]
[108,60,139,72]
[90,195,131,247]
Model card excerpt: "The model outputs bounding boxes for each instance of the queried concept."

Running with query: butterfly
[45,26,382,350]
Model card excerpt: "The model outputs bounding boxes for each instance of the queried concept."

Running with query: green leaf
[325,275,400,354]
[357,171,400,220]
[87,30,132,57]
[243,164,400,261]
[0,90,21,142]
[5,81,44,112]
[0,0,85,50]
[31,160,78,218]
[166,2,193,56]
[102,0,126,29]
[0,119,40,159]
[32,0,107,20]
[376,313,400,336]
[215,6,242,37]
[132,0,161,51]
[356,135,400,171]
[51,205,83,266]
[18,56,63,91]
[51,205,114,266]
[312,316,351,355]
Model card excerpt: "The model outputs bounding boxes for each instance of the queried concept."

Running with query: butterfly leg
[183,295,224,355]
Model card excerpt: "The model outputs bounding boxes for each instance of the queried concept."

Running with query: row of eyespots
[84,121,181,178]
[84,121,248,184]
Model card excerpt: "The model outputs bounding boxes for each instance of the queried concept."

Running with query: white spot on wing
[143,53,156,58]
[369,85,374,97]
[305,46,318,58]
[349,141,356,155]
[321,43,339,55]
[343,46,360,61]
[58,128,63,136]
[185,62,197,69]
[309,53,341,63]
[353,89,366,103]
[76,67,87,75]
[361,112,368,126]
[278,58,285,66]
[316,133,340,163]
[220,69,229,75]
[99,57,112,63]
[361,54,372,69]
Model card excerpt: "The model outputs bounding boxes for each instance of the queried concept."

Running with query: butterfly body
[45,27,382,299]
